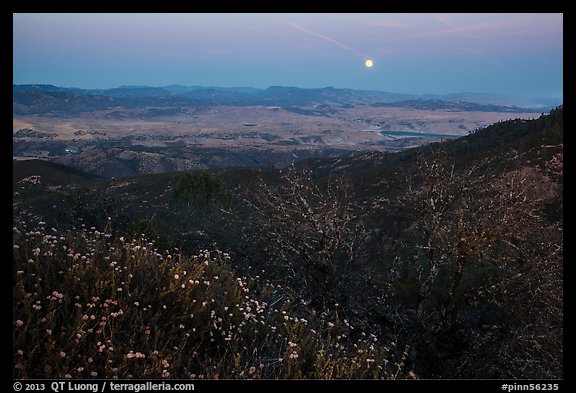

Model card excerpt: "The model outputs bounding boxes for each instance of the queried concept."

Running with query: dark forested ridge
[13,107,563,379]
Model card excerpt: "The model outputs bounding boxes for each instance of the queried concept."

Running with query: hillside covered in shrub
[13,107,563,379]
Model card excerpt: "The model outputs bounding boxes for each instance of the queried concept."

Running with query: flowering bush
[13,222,410,379]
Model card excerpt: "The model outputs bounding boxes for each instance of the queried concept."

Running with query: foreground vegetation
[13,108,563,379]
[13,222,412,379]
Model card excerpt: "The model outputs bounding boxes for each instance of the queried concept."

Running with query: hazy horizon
[11,82,564,105]
[13,13,563,100]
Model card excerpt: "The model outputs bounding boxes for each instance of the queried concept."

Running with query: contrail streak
[284,21,361,57]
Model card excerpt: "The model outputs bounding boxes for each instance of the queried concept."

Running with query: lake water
[381,130,461,139]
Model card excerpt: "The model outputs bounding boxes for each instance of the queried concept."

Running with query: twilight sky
[13,13,563,99]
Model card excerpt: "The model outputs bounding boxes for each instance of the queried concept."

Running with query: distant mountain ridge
[13,84,558,116]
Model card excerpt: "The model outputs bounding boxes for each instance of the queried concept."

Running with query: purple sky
[13,13,563,99]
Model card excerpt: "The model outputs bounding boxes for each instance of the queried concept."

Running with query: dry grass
[13,106,538,146]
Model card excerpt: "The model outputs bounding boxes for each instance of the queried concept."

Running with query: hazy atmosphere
[13,13,562,98]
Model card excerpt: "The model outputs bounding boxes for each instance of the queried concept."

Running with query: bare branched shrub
[400,144,563,378]
[486,151,563,378]
[246,164,361,308]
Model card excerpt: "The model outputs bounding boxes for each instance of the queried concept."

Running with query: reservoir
[381,130,461,139]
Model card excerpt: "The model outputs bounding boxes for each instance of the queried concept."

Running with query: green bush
[171,171,231,211]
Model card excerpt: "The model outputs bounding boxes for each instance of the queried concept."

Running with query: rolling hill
[12,106,563,380]
[13,84,554,116]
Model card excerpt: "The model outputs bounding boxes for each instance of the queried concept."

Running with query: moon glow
[364,59,374,68]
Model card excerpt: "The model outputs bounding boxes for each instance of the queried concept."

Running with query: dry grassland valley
[13,84,551,177]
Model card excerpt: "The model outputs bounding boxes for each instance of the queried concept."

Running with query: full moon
[364,59,374,68]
